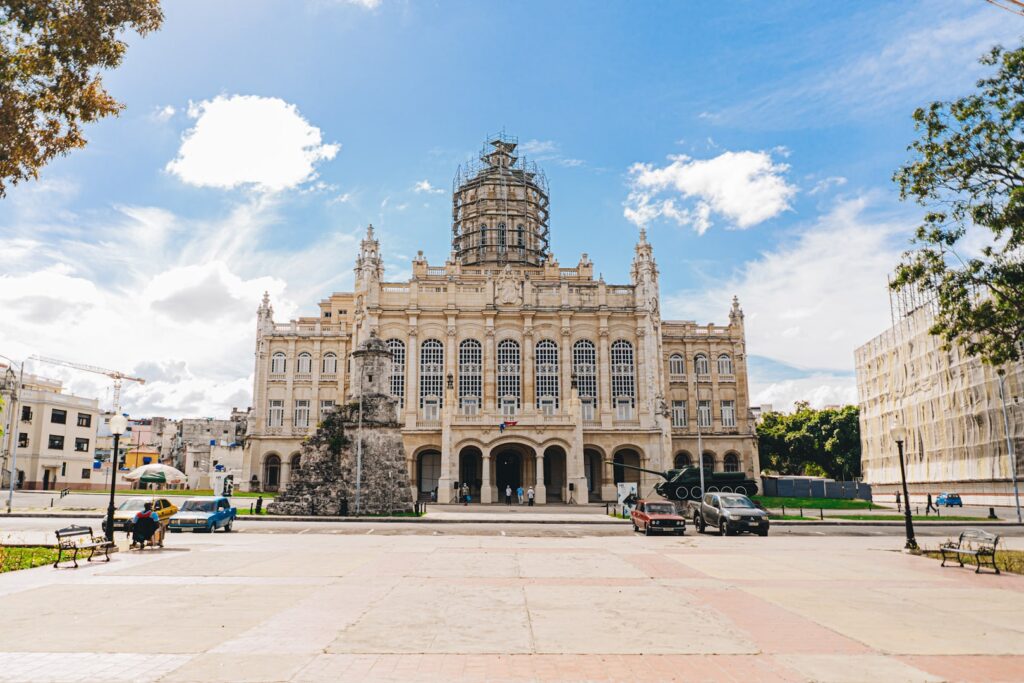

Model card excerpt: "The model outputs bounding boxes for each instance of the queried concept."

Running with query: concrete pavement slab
[776,654,944,683]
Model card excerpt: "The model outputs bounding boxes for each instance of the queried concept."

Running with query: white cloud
[751,376,858,413]
[165,95,339,192]
[151,105,176,122]
[624,150,796,234]
[664,195,909,370]
[809,176,848,195]
[413,179,443,194]
[519,139,585,168]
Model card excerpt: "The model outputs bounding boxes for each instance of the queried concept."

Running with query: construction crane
[30,355,146,413]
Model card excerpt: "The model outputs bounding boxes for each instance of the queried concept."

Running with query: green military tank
[614,463,758,502]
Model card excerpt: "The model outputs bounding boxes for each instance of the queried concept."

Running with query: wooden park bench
[939,528,1000,574]
[54,525,114,569]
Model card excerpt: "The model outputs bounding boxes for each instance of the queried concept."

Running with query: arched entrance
[543,445,566,502]
[583,448,603,497]
[613,449,641,486]
[674,451,692,469]
[458,446,483,499]
[417,450,441,501]
[263,454,281,492]
[492,443,535,500]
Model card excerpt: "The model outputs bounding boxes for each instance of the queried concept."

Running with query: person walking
[527,486,535,506]
[505,485,513,506]
[895,491,901,513]
[926,492,936,515]
[516,485,524,505]
[461,482,470,506]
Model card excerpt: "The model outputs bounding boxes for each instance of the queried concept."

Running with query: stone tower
[347,332,392,401]
[451,133,551,266]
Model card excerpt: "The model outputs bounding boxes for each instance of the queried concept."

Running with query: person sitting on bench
[131,502,160,549]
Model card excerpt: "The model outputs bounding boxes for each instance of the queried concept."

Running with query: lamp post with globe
[104,413,129,542]
[890,423,917,551]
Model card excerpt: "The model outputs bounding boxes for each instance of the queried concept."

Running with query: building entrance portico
[458,446,483,500]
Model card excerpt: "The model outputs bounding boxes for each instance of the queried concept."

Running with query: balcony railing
[718,374,735,383]
[669,373,686,383]
[696,374,712,383]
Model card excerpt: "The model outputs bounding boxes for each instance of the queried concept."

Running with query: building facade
[0,371,100,491]
[245,134,757,503]
[856,299,1024,506]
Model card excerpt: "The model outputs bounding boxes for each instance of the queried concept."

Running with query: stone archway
[491,443,536,502]
[612,449,641,486]
[674,451,692,469]
[458,446,483,500]
[263,454,281,492]
[583,447,603,498]
[417,450,441,501]
[543,445,567,503]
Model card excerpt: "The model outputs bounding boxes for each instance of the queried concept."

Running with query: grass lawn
[69,489,277,498]
[920,548,1024,575]
[768,514,816,521]
[752,496,884,510]
[832,514,989,521]
[0,546,59,573]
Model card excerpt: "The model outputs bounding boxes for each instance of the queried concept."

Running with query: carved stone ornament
[446,325,457,337]
[561,326,571,336]
[496,265,522,306]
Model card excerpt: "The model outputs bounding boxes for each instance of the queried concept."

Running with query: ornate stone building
[244,134,757,503]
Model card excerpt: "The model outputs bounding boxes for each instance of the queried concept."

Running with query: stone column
[567,386,589,503]
[481,450,493,504]
[598,328,611,427]
[601,457,617,503]
[535,452,547,505]
[559,320,572,414]
[484,324,496,413]
[438,379,454,496]
[522,323,535,414]
[404,327,418,428]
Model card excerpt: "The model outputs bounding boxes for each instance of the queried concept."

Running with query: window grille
[672,400,687,427]
[581,398,595,421]
[297,353,312,374]
[419,339,444,410]
[268,400,283,427]
[615,397,633,420]
[459,339,482,414]
[722,400,736,427]
[611,340,635,407]
[572,340,597,405]
[386,338,405,408]
[322,353,338,374]
[724,454,739,472]
[497,339,520,413]
[271,353,286,374]
[497,222,507,252]
[535,340,559,410]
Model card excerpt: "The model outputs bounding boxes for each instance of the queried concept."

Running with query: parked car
[168,496,237,533]
[104,497,178,534]
[631,500,686,536]
[687,492,770,536]
[936,492,963,508]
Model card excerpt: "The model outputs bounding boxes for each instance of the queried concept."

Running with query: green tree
[0,0,164,197]
[756,403,861,479]
[892,44,1024,367]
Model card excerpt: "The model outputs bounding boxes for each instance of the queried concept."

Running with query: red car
[631,499,686,536]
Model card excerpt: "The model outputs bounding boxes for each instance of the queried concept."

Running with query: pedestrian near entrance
[461,483,470,506]
[505,485,513,506]
[926,492,937,515]
[527,486,535,506]
[895,491,901,512]
[516,485,524,505]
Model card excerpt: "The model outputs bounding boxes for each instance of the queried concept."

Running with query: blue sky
[1,0,1019,417]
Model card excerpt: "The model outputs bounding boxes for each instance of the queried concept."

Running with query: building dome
[451,133,551,267]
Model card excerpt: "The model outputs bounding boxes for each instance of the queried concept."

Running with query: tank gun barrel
[604,461,671,481]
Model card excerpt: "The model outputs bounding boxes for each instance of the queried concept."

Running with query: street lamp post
[105,413,128,542]
[889,423,917,551]
[997,370,1022,524]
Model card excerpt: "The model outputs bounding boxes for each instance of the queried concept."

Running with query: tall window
[724,453,739,472]
[419,339,444,412]
[497,339,521,416]
[51,409,67,424]
[611,340,636,416]
[271,352,286,374]
[297,352,312,374]
[268,400,284,427]
[671,400,687,428]
[698,399,712,428]
[294,400,310,428]
[694,354,710,376]
[479,223,488,246]
[535,340,559,412]
[721,400,736,427]
[386,338,405,408]
[320,400,335,419]
[517,224,525,257]
[459,339,482,415]
[497,222,507,252]
[322,352,338,374]
[573,339,597,419]
[669,354,685,377]
[717,354,733,375]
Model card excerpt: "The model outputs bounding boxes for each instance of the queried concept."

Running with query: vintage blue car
[936,492,964,507]
[168,496,237,532]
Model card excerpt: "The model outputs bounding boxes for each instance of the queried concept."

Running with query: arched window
[497,339,521,416]
[322,352,337,374]
[386,339,405,408]
[479,224,488,246]
[497,222,507,252]
[724,453,739,472]
[694,354,710,376]
[290,453,301,472]
[611,340,635,418]
[573,339,597,420]
[517,224,525,256]
[535,340,559,413]
[458,339,482,415]
[674,452,692,469]
[669,353,685,377]
[717,353,733,375]
[270,352,286,374]
[702,453,715,471]
[297,352,312,374]
[419,339,444,416]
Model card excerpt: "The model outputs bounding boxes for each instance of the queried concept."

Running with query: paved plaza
[0,527,1023,682]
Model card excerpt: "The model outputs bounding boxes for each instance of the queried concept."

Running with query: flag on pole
[498,420,518,432]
